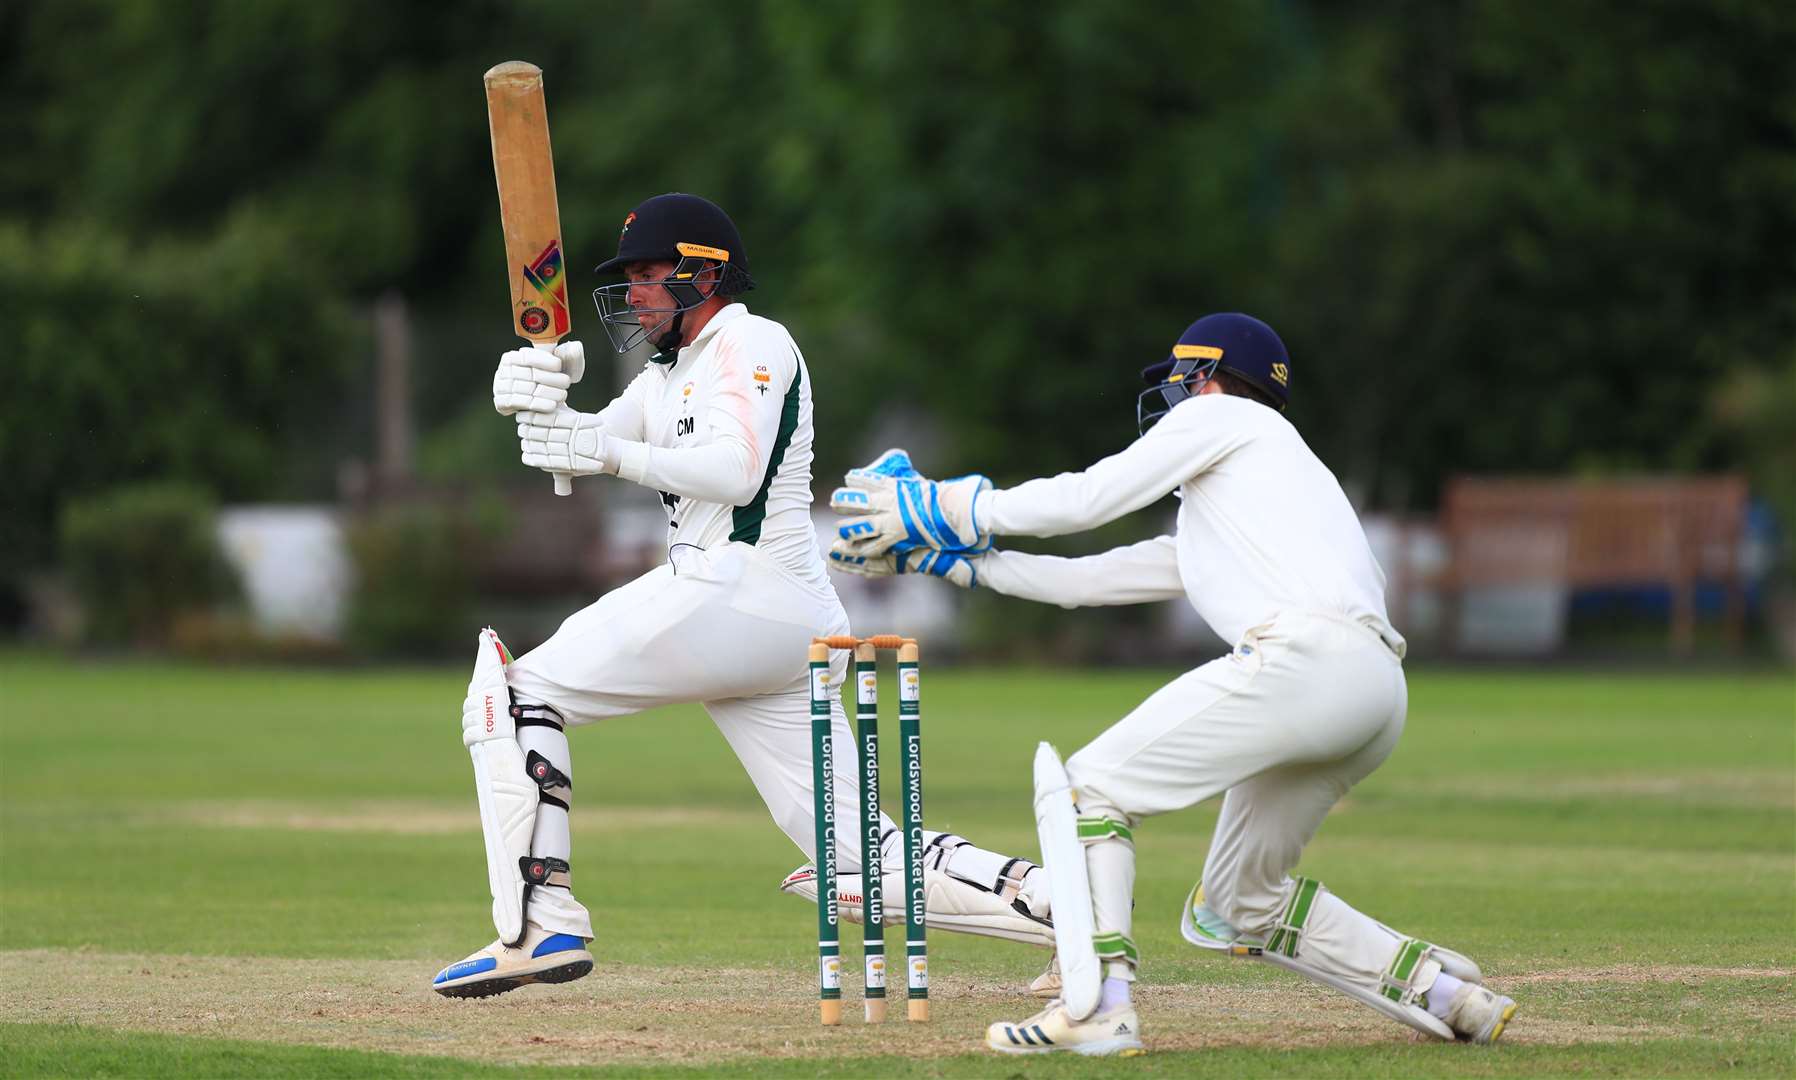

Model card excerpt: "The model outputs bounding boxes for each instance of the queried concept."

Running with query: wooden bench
[1439,476,1749,654]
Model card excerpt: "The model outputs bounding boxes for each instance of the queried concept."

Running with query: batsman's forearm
[609,435,761,505]
[594,394,646,441]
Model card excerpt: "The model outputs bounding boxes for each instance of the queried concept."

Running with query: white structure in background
[205,500,1527,656]
[216,507,351,640]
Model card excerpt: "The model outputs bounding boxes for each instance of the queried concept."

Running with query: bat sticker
[519,240,570,335]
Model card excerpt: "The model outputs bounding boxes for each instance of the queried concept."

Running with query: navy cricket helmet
[592,193,756,355]
[1136,313,1291,434]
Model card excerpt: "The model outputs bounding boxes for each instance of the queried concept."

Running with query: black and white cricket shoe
[985,999,1145,1057]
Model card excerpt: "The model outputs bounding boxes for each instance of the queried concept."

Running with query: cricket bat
[484,60,573,496]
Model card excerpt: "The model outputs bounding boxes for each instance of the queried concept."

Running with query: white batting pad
[779,866,1054,947]
[461,628,537,945]
[1034,742,1100,1020]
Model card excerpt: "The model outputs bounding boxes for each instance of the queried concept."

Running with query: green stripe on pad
[1266,877,1321,957]
[1091,932,1139,964]
[1076,816,1133,844]
[1382,938,1432,1002]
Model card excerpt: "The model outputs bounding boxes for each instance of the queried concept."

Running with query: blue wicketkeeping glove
[828,545,982,588]
[828,448,992,560]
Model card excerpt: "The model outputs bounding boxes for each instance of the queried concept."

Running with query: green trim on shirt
[730,361,802,545]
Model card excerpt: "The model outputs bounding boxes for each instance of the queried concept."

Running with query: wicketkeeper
[828,312,1519,1055]
[433,194,1056,999]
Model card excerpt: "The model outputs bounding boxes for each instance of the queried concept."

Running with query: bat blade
[485,60,571,345]
[485,60,573,496]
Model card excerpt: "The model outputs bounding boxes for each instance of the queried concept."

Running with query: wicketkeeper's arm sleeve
[977,536,1185,607]
[983,401,1251,537]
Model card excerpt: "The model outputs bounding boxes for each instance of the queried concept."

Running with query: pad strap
[921,834,1050,929]
[995,856,1042,912]
[524,749,572,812]
[512,702,566,731]
[1381,937,1437,1007]
[1077,815,1134,845]
[1092,931,1139,968]
[1266,876,1322,958]
[921,832,967,872]
[519,855,573,890]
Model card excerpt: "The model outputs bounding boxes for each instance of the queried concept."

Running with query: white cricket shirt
[597,304,827,582]
[979,393,1404,654]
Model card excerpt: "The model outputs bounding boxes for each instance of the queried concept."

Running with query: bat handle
[528,341,574,496]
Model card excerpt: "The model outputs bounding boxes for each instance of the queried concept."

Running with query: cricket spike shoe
[1029,952,1062,998]
[985,999,1145,1057]
[1442,982,1518,1044]
[432,922,593,999]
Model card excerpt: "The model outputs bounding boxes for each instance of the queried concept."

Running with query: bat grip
[528,341,575,497]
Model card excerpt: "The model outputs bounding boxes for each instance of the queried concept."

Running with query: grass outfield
[1,650,1790,1077]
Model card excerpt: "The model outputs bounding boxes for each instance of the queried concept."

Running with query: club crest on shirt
[753,364,772,395]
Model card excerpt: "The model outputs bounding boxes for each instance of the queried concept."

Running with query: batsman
[434,194,1058,998]
[829,313,1520,1054]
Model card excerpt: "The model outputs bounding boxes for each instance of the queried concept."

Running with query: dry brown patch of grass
[3,950,1786,1066]
[1505,964,1795,984]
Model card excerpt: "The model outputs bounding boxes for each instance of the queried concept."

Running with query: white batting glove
[493,341,586,416]
[828,545,982,588]
[516,406,616,476]
[829,448,992,559]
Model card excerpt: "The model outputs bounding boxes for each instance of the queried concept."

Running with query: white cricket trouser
[1065,610,1407,984]
[503,541,887,937]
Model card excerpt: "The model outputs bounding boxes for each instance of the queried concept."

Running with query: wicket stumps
[808,634,927,1025]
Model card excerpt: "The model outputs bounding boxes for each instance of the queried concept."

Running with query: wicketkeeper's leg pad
[1034,742,1102,1020]
[1179,877,1468,1040]
[1075,807,1138,982]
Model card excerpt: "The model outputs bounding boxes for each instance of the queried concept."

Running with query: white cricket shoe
[432,922,593,999]
[1442,982,1518,1044]
[985,999,1145,1056]
[1029,952,1061,998]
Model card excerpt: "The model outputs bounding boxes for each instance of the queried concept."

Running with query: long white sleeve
[608,323,796,506]
[593,367,653,441]
[978,536,1185,608]
[983,404,1255,538]
[615,439,760,505]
